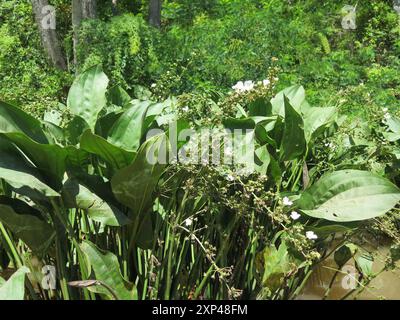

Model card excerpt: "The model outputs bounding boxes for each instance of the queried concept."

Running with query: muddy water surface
[298,244,400,300]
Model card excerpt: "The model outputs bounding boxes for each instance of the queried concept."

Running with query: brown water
[298,244,400,300]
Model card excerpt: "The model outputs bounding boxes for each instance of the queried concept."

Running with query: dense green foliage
[77,14,158,89]
[0,1,70,115]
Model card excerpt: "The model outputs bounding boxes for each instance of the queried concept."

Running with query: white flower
[290,211,301,220]
[262,79,270,87]
[384,113,391,120]
[226,174,235,181]
[151,83,157,88]
[232,81,245,92]
[306,231,318,240]
[232,80,255,93]
[182,106,189,112]
[282,197,293,206]
[184,218,193,227]
[244,80,254,91]
[382,107,388,113]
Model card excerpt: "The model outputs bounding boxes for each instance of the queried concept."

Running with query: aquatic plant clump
[0,65,399,300]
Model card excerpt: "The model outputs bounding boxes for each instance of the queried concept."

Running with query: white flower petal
[282,197,293,206]
[306,231,318,240]
[290,211,301,220]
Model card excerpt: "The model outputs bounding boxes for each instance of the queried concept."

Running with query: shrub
[77,14,159,92]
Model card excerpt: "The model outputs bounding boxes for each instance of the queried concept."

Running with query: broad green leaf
[111,134,167,217]
[383,117,400,142]
[223,117,256,130]
[271,85,306,116]
[80,130,135,170]
[143,101,168,129]
[267,154,283,187]
[108,86,131,108]
[95,112,123,138]
[1,132,67,188]
[0,266,29,300]
[0,101,48,143]
[255,117,277,146]
[42,121,66,145]
[43,109,62,126]
[383,132,400,142]
[0,201,54,256]
[248,97,272,117]
[0,139,59,197]
[255,242,293,291]
[386,116,400,134]
[308,221,359,237]
[62,179,131,227]
[67,65,109,130]
[356,253,374,277]
[280,96,306,161]
[66,116,90,145]
[65,146,90,169]
[255,146,270,174]
[303,107,337,142]
[80,241,136,300]
[298,170,400,222]
[107,100,151,151]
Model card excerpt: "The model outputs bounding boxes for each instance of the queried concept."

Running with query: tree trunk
[72,0,97,68]
[31,0,67,70]
[149,0,161,28]
[81,0,97,19]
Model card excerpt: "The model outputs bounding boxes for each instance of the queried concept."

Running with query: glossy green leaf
[0,266,29,300]
[271,85,306,116]
[65,146,90,169]
[80,241,136,300]
[80,130,135,170]
[280,96,306,161]
[67,65,109,130]
[108,86,131,108]
[0,139,59,197]
[66,116,90,145]
[255,146,270,174]
[303,107,337,142]
[0,201,54,256]
[248,97,272,117]
[256,241,292,292]
[298,170,400,222]
[107,100,151,151]
[386,116,400,134]
[0,101,48,143]
[111,134,167,217]
[223,117,256,130]
[356,253,374,277]
[43,109,62,126]
[1,132,67,188]
[62,179,131,227]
